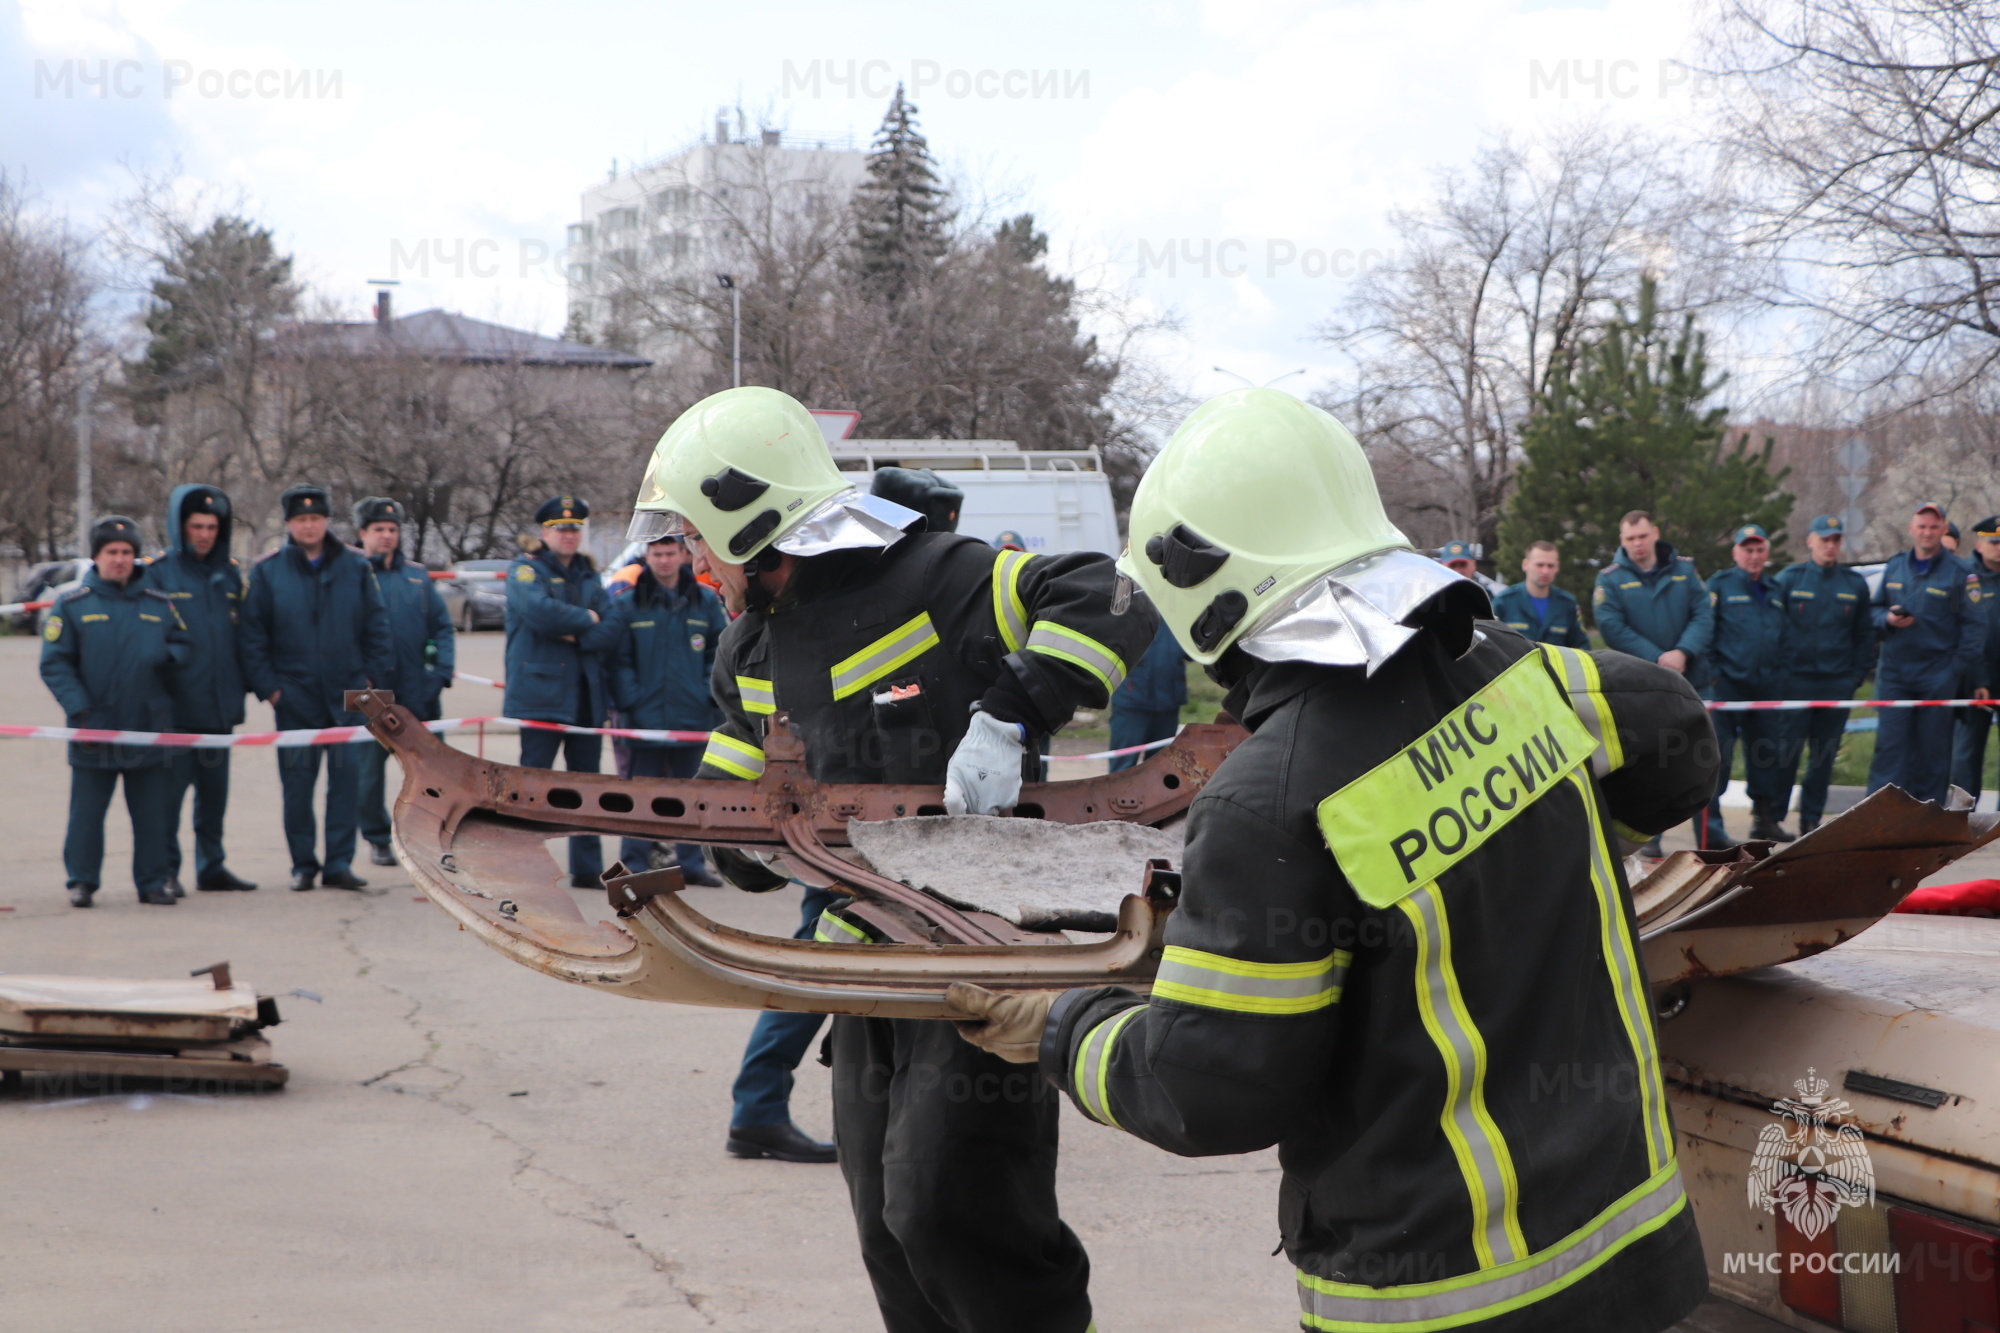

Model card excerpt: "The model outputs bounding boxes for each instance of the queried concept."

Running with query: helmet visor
[626,509,687,543]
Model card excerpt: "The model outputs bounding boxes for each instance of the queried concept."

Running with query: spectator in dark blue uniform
[353,498,455,867]
[1867,501,1984,804]
[1593,511,1715,855]
[1950,514,2000,800]
[146,484,257,894]
[1491,540,1586,645]
[607,534,726,883]
[1438,538,1506,597]
[1703,525,1790,845]
[40,517,188,908]
[1774,515,1876,833]
[1106,621,1186,772]
[504,495,621,888]
[239,484,394,893]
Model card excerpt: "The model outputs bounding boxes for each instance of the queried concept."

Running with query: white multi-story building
[564,111,867,340]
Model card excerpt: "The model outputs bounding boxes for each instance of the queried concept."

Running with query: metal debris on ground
[0,965,289,1091]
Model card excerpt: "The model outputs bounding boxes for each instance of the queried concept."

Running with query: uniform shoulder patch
[514,564,536,582]
[1593,585,1607,606]
[43,616,61,642]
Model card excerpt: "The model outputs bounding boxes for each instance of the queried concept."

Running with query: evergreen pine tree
[851,85,949,302]
[1499,276,1792,605]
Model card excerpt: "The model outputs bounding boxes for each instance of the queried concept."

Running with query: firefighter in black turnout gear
[630,387,1155,1333]
[950,390,1718,1333]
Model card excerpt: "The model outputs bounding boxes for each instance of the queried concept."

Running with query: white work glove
[946,983,1055,1064]
[943,711,1026,816]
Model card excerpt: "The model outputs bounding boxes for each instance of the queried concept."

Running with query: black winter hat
[90,515,144,556]
[353,496,405,529]
[281,484,332,520]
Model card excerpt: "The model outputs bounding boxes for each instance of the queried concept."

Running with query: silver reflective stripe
[1151,946,1349,1015]
[991,550,1031,652]
[1072,1006,1143,1127]
[1400,884,1524,1268]
[1296,1166,1685,1331]
[814,910,868,944]
[736,675,776,716]
[1538,645,1614,778]
[1567,770,1674,1172]
[700,731,766,780]
[1026,621,1128,695]
[829,613,939,701]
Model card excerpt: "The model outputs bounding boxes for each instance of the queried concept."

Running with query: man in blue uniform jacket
[40,516,189,908]
[353,497,455,867]
[1593,511,1715,854]
[239,484,394,892]
[1950,515,2000,800]
[1491,540,1586,646]
[1703,525,1790,845]
[607,533,725,882]
[1774,515,1875,833]
[146,484,257,893]
[1867,501,1983,804]
[504,495,622,888]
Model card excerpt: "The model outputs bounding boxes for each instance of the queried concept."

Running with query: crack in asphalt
[333,896,715,1324]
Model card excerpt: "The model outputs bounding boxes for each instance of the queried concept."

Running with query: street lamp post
[717,273,741,388]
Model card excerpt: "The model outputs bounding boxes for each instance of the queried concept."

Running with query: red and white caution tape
[429,569,506,581]
[0,717,483,748]
[454,671,505,688]
[1706,698,1989,710]
[0,598,53,617]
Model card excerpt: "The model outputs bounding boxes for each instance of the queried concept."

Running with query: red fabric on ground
[1894,878,2000,917]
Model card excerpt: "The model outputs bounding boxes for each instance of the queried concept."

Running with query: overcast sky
[7,0,1708,403]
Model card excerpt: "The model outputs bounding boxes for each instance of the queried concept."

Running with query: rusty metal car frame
[356,688,2000,1017]
[352,689,1236,1017]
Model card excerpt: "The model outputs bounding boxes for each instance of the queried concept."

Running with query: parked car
[437,559,510,631]
[11,559,88,633]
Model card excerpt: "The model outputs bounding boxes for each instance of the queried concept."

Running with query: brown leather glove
[945,982,1056,1064]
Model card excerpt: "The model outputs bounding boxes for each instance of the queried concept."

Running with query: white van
[826,439,1120,556]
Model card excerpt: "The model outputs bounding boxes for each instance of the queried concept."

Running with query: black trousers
[65,764,174,896]
[831,1015,1092,1333]
[517,727,603,880]
[165,748,232,881]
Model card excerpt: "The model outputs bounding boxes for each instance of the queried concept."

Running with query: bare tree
[1698,0,2000,397]
[0,174,104,561]
[1317,120,1731,551]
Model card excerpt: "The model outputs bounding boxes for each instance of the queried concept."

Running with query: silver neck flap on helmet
[773,488,923,558]
[1237,547,1492,675]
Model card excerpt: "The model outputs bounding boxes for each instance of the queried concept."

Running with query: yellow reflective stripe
[991,549,1031,652]
[1318,652,1595,909]
[1536,645,1623,777]
[1297,1162,1686,1331]
[735,675,776,715]
[1025,620,1127,695]
[1567,769,1673,1172]
[1396,886,1525,1269]
[1151,945,1349,1015]
[813,909,868,944]
[829,612,939,701]
[1072,1005,1143,1128]
[700,731,765,781]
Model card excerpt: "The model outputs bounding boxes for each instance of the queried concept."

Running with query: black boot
[320,869,369,891]
[196,868,259,891]
[368,843,397,867]
[290,870,317,892]
[67,882,95,909]
[1750,815,1796,843]
[1799,816,1821,835]
[137,884,178,906]
[167,877,186,899]
[726,1122,837,1164]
